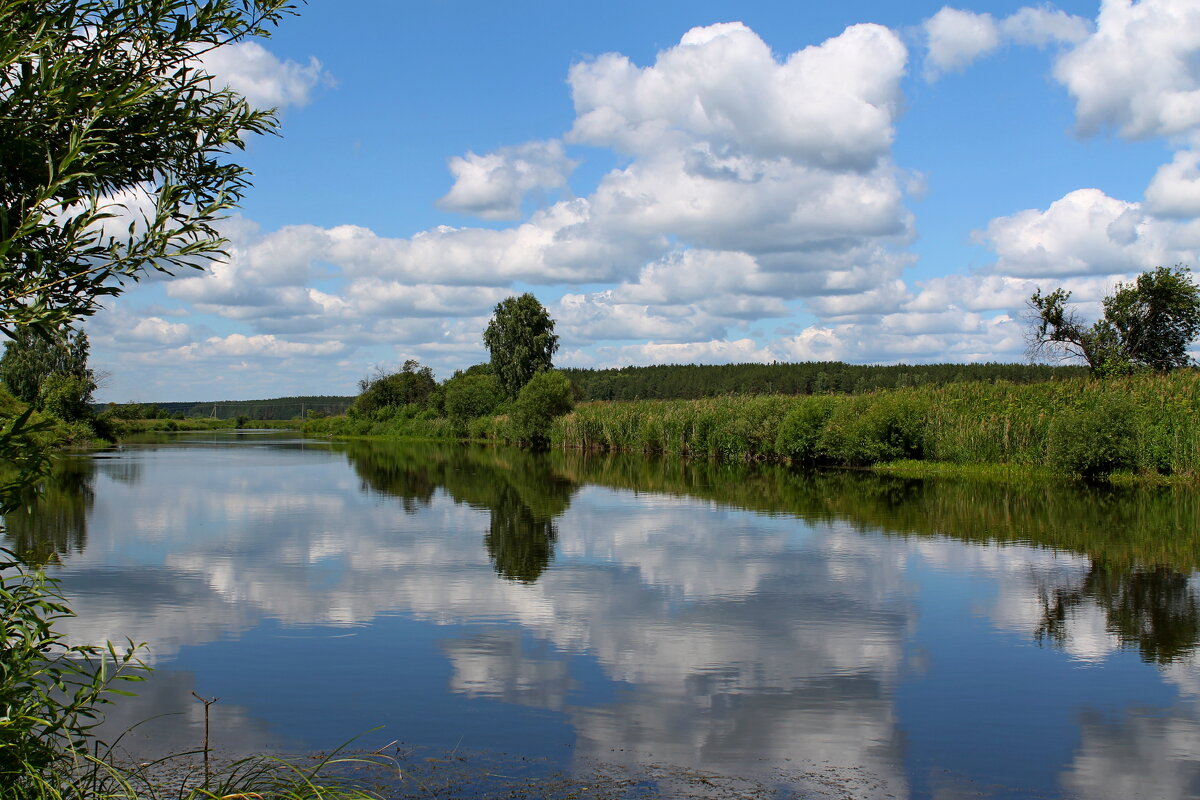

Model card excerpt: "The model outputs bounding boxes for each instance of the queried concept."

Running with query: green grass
[4,750,396,800]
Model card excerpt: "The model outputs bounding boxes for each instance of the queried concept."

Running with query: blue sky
[87,0,1200,401]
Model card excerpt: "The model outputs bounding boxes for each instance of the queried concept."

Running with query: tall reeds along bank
[550,371,1200,480]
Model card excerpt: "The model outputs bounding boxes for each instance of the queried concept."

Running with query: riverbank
[306,371,1200,483]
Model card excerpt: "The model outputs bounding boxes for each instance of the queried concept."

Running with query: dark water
[9,431,1200,799]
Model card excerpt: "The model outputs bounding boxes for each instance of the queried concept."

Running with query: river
[7,431,1200,799]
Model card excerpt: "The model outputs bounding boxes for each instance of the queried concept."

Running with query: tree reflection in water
[485,485,558,583]
[3,456,94,566]
[1038,563,1200,664]
[10,438,1200,663]
[341,440,574,584]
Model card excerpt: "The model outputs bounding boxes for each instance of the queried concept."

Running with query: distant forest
[560,361,1089,401]
[100,396,355,420]
[104,362,1089,419]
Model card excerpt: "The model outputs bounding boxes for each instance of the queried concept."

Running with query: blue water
[12,432,1200,799]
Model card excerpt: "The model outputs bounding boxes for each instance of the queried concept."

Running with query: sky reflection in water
[8,432,1200,799]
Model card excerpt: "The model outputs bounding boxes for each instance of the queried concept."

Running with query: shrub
[352,360,436,417]
[445,372,503,421]
[510,371,574,447]
[820,394,929,466]
[775,396,836,463]
[37,373,95,423]
[1047,395,1137,478]
[0,550,147,794]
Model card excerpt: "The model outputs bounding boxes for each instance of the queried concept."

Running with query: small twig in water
[191,691,220,785]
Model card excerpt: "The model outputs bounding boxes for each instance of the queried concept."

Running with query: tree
[0,0,297,338]
[482,293,559,399]
[0,328,94,412]
[352,359,437,417]
[1028,266,1200,375]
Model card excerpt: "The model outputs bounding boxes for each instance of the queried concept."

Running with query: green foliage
[444,371,502,422]
[0,3,398,797]
[0,329,94,414]
[1029,266,1200,375]
[819,394,929,466]
[483,293,559,399]
[0,550,147,796]
[510,370,574,447]
[38,374,95,424]
[351,360,436,418]
[0,0,297,336]
[1047,395,1138,479]
[551,371,1200,481]
[1104,266,1200,371]
[775,396,835,463]
[102,402,172,420]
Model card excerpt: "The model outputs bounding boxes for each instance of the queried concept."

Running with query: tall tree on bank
[483,293,559,399]
[1028,266,1200,375]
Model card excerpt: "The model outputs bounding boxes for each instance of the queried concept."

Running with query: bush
[445,372,503,421]
[37,373,95,423]
[510,371,574,447]
[775,396,836,463]
[820,394,929,466]
[1047,396,1137,478]
[352,360,436,417]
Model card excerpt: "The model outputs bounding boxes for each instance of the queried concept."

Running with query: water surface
[9,432,1200,799]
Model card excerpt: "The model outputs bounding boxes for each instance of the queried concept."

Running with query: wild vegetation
[100,396,354,421]
[562,360,1085,400]
[551,370,1200,480]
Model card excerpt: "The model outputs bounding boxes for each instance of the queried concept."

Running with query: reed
[549,371,1200,480]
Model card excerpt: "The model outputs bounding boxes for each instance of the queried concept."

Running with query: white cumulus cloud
[437,140,577,220]
[568,21,906,170]
[198,40,329,110]
[923,4,1091,80]
[1145,149,1200,217]
[978,187,1197,277]
[923,7,1000,79]
[1054,0,1200,140]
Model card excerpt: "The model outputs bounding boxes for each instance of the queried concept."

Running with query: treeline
[98,395,354,420]
[98,363,1088,422]
[560,361,1087,401]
